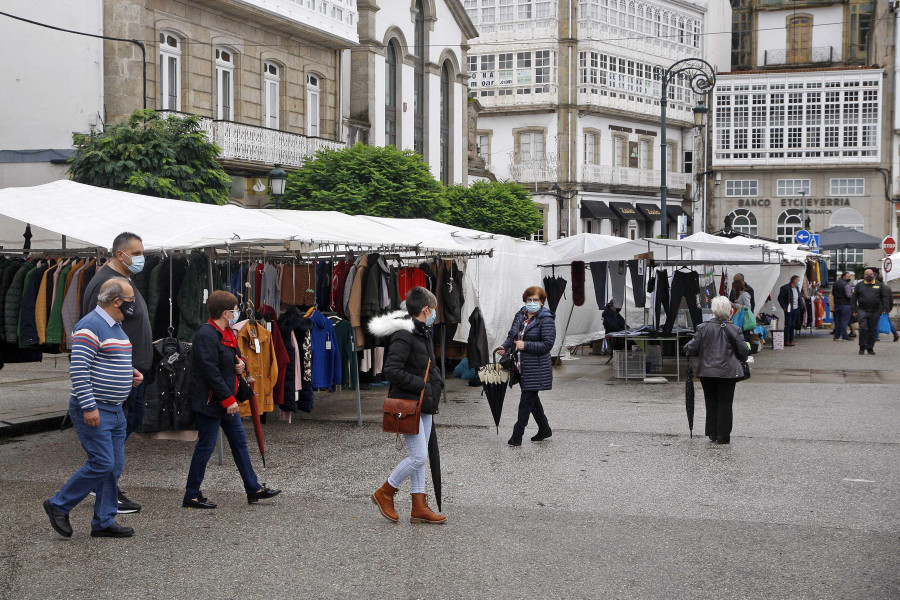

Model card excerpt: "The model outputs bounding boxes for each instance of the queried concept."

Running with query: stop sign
[883,235,897,255]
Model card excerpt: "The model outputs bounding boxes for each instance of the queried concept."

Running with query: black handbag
[235,375,255,402]
[738,361,751,381]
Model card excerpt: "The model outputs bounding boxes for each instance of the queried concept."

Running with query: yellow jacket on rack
[237,321,279,416]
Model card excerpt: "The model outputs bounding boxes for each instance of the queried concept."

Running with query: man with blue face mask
[81,232,153,515]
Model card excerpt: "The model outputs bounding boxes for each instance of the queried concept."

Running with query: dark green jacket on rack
[147,255,187,340]
[177,252,222,342]
[0,259,24,340]
[4,263,34,344]
[45,262,74,345]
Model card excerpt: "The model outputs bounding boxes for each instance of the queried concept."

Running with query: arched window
[830,207,866,266]
[385,40,399,147]
[215,47,235,120]
[440,60,452,185]
[414,1,426,156]
[726,208,758,236]
[264,61,280,129]
[777,208,803,244]
[159,32,181,110]
[307,74,320,137]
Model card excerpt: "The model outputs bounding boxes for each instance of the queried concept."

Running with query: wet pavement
[0,331,898,599]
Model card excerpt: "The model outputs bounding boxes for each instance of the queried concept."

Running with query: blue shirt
[69,306,134,411]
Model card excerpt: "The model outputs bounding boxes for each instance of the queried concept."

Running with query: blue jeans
[833,305,851,340]
[388,414,432,494]
[50,401,126,530]
[513,390,550,436]
[185,413,260,498]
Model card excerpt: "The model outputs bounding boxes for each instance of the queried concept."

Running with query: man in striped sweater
[43,278,144,538]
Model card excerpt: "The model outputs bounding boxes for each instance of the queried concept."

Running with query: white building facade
[464,0,721,241]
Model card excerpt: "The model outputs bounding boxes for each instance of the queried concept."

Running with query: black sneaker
[859,349,865,355]
[507,433,522,447]
[117,491,142,514]
[867,349,876,355]
[530,426,552,442]
[91,521,135,538]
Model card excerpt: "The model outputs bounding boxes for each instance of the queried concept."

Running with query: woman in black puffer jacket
[367,287,446,525]
[498,286,556,447]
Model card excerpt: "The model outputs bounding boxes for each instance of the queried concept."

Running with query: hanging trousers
[608,262,627,309]
[590,262,608,309]
[653,270,670,330]
[627,260,646,308]
[663,271,702,333]
[700,377,737,441]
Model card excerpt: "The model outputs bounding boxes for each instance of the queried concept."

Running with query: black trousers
[663,271,702,333]
[653,270,670,330]
[627,260,646,308]
[700,377,737,441]
[590,261,608,309]
[857,309,880,351]
[513,390,549,436]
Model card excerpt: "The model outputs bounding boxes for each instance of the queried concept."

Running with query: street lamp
[268,164,287,208]
[693,99,709,127]
[656,58,716,238]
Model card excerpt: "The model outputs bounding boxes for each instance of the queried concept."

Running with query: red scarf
[208,318,238,348]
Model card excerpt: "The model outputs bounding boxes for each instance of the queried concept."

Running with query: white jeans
[387,414,432,494]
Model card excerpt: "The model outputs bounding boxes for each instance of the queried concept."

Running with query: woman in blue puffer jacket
[497,286,556,446]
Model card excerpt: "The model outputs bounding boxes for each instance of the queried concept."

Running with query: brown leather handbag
[382,359,431,436]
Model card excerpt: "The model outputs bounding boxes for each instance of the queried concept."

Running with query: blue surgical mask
[228,310,240,327]
[124,253,145,274]
[525,302,541,314]
[425,309,436,327]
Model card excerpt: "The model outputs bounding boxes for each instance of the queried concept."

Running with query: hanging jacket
[35,262,58,344]
[342,257,360,319]
[236,320,279,415]
[0,259,25,340]
[309,308,342,390]
[361,254,386,321]
[331,260,351,317]
[60,260,89,346]
[501,307,556,392]
[347,254,370,348]
[316,261,332,312]
[368,310,444,415]
[466,307,490,371]
[277,306,314,413]
[398,267,428,301]
[177,252,215,343]
[5,262,34,344]
[440,261,465,324]
[260,305,290,407]
[45,261,74,345]
[141,337,195,432]
[19,261,49,347]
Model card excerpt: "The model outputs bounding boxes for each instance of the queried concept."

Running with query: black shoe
[183,496,217,509]
[715,436,730,445]
[849,334,857,338]
[117,491,141,514]
[507,434,522,447]
[867,349,876,355]
[247,484,281,504]
[531,426,552,442]
[859,349,865,355]
[43,499,72,538]
[91,521,135,538]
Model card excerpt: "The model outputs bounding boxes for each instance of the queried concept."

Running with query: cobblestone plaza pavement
[0,331,898,599]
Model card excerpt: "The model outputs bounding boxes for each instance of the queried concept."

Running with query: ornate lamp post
[267,164,287,208]
[656,58,716,238]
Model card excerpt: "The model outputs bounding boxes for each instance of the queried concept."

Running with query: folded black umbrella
[543,275,567,314]
[428,425,442,512]
[685,363,695,438]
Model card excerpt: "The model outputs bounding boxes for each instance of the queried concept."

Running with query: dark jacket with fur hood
[368,310,443,415]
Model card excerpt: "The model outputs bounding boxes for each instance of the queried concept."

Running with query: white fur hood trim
[367,310,414,337]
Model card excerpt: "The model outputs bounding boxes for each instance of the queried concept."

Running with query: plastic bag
[732,308,745,329]
[742,306,757,331]
[877,313,892,335]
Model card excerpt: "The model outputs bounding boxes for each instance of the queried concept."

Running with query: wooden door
[788,16,812,64]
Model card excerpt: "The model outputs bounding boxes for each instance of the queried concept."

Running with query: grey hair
[711,296,733,321]
[734,272,744,281]
[112,232,142,254]
[97,277,133,305]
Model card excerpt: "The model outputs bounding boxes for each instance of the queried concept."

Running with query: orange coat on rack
[237,321,279,416]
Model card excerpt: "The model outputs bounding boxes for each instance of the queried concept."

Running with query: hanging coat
[277,306,315,413]
[310,309,342,390]
[177,252,214,343]
[141,337,195,433]
[466,307,490,371]
[236,321,279,415]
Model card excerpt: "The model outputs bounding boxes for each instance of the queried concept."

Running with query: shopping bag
[741,306,757,331]
[877,313,892,335]
[731,308,745,329]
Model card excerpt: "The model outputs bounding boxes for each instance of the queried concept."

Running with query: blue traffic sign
[795,229,811,244]
[810,234,820,253]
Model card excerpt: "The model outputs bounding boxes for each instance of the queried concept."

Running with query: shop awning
[580,200,618,220]
[609,202,646,222]
[636,203,663,221]
[666,204,692,222]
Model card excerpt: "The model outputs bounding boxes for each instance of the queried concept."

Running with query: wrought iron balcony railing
[764,46,834,66]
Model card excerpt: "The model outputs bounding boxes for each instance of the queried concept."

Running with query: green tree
[68,109,231,205]
[443,180,543,238]
[282,143,448,219]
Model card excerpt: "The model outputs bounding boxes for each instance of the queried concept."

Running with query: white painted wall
[0,0,103,153]
[756,6,844,64]
[704,0,732,72]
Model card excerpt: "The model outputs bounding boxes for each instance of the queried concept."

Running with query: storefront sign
[609,125,633,133]
[736,197,854,214]
[634,129,657,137]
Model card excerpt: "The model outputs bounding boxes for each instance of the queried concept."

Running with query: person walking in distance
[684,296,750,445]
[777,275,802,347]
[368,287,446,524]
[81,232,153,514]
[728,273,755,311]
[831,271,853,341]
[43,279,144,538]
[851,268,891,355]
[497,286,556,447]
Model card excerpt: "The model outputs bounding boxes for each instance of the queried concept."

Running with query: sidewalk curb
[0,411,69,440]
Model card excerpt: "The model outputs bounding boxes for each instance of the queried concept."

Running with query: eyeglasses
[525,297,542,302]
[118,296,136,302]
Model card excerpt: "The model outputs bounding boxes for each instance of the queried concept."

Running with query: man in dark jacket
[852,268,892,355]
[81,232,152,514]
[728,273,755,311]
[831,271,853,341]
[777,275,802,347]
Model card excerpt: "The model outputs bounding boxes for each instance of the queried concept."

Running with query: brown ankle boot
[410,493,447,524]
[371,481,399,522]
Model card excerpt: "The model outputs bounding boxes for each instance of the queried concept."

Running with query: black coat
[777,283,799,313]
[369,311,443,414]
[602,307,626,333]
[852,280,891,313]
[467,307,490,371]
[189,322,242,418]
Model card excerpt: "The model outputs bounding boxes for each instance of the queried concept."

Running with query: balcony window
[264,62,280,130]
[584,131,601,165]
[215,47,235,121]
[440,61,452,185]
[385,40,399,147]
[307,75,320,138]
[477,132,491,164]
[159,33,181,111]
[518,131,545,159]
[787,15,812,64]
[612,135,626,167]
[638,139,651,169]
[414,0,425,156]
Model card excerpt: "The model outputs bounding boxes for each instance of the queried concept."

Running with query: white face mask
[525,301,541,314]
